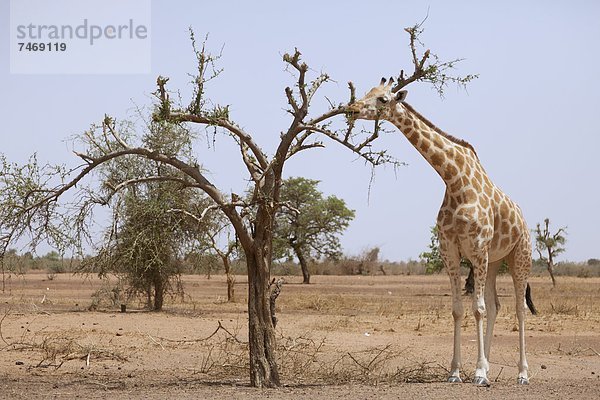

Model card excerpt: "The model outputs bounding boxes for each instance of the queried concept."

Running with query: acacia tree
[81,119,218,311]
[206,222,239,302]
[87,174,216,311]
[0,25,473,387]
[534,218,567,287]
[274,177,354,284]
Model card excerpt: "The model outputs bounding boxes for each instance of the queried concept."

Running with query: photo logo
[10,0,151,74]
[15,19,148,46]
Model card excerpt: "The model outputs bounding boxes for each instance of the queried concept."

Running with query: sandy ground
[0,272,599,399]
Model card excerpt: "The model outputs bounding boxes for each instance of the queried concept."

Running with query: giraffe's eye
[377,96,388,104]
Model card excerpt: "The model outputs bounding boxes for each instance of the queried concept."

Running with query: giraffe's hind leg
[508,238,533,385]
[484,260,502,360]
[439,234,463,383]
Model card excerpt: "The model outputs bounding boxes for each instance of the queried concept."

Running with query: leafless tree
[207,223,238,302]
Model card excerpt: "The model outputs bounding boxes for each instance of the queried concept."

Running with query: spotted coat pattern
[347,80,533,385]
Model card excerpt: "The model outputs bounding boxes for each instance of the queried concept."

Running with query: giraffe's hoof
[472,376,490,386]
[447,376,462,383]
[517,376,529,385]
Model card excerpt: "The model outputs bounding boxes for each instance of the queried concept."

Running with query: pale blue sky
[2,1,599,262]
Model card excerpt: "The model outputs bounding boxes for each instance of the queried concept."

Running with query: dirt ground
[0,272,599,399]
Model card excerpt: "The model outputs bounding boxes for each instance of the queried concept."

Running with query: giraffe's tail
[525,283,537,315]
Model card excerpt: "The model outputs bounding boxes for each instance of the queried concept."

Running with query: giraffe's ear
[395,90,408,102]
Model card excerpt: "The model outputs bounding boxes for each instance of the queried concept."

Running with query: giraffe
[347,78,537,386]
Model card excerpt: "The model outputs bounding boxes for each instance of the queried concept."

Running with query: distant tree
[206,223,239,301]
[83,122,217,311]
[274,177,355,284]
[1,249,20,291]
[421,226,473,274]
[42,250,68,276]
[420,226,445,274]
[421,225,476,293]
[356,246,380,276]
[534,218,567,287]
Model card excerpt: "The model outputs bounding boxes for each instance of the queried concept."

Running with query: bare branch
[84,129,107,156]
[299,124,403,168]
[103,115,131,150]
[348,81,356,104]
[307,73,330,103]
[304,106,346,126]
[166,206,218,224]
[74,151,95,165]
[278,201,300,216]
[286,141,325,159]
[106,175,199,194]
[4,146,253,253]
[285,87,300,114]
[283,49,309,109]
[391,22,478,96]
[167,112,269,171]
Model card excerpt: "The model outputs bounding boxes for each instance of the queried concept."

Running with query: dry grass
[276,332,448,385]
[1,273,599,392]
[0,317,127,369]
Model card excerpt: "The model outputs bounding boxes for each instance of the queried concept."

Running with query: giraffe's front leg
[472,254,490,386]
[448,270,463,383]
[439,235,463,383]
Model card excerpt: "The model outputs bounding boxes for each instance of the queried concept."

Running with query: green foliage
[420,225,472,274]
[43,250,67,274]
[0,154,74,256]
[534,218,567,262]
[84,121,217,310]
[274,177,355,263]
[420,226,445,274]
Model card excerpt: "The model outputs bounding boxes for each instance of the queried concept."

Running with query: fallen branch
[153,320,244,344]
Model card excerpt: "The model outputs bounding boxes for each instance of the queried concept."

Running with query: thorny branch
[392,20,478,96]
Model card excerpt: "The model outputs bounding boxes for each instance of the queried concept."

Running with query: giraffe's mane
[401,101,478,158]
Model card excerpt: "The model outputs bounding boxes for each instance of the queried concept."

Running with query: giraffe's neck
[388,102,477,186]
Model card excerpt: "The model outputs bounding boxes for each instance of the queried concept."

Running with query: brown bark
[246,250,280,388]
[153,271,164,311]
[222,256,235,302]
[292,244,311,284]
[546,248,557,287]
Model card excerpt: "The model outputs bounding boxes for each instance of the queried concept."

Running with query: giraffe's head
[347,77,408,121]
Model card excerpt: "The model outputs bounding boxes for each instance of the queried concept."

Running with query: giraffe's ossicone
[348,78,536,386]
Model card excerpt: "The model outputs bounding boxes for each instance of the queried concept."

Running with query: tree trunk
[292,245,310,284]
[246,251,280,388]
[146,287,152,309]
[222,256,235,302]
[547,263,556,287]
[153,273,164,311]
[547,248,557,287]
